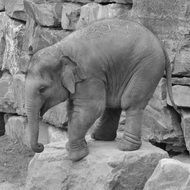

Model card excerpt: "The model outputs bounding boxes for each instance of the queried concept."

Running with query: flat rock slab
[167,85,190,107]
[144,158,190,190]
[25,139,168,190]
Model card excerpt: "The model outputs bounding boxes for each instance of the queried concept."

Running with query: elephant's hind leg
[91,108,121,141]
[118,61,164,151]
[117,109,143,151]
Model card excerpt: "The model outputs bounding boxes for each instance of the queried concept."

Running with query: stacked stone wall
[0,0,190,153]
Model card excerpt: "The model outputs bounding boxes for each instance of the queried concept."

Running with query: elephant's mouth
[40,104,48,117]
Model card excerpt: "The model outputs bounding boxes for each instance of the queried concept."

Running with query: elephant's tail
[164,48,182,116]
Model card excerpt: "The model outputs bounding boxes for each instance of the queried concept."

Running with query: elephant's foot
[91,108,121,141]
[66,139,89,162]
[117,131,142,151]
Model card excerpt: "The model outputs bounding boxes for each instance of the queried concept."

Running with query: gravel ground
[0,135,34,188]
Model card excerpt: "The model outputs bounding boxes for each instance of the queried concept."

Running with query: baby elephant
[25,18,177,161]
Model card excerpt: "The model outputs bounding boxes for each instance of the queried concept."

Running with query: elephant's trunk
[26,99,44,153]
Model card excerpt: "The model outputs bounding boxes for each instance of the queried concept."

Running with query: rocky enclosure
[0,0,190,154]
[1,0,190,189]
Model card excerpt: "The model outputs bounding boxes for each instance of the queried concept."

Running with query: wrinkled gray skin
[25,18,177,161]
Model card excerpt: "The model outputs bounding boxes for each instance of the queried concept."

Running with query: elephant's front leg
[91,108,121,141]
[67,100,105,161]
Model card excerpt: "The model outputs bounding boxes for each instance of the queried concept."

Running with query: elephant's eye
[39,86,47,94]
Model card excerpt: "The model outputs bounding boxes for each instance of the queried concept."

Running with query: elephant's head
[25,44,86,153]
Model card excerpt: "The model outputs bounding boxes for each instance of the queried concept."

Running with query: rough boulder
[25,138,168,190]
[144,158,190,190]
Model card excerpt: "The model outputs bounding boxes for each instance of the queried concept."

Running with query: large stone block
[142,105,185,149]
[12,74,26,115]
[5,0,26,21]
[0,34,5,70]
[172,77,190,86]
[61,2,131,30]
[5,115,32,148]
[181,110,190,153]
[0,73,16,113]
[2,14,30,74]
[144,158,190,190]
[0,12,6,70]
[5,115,47,148]
[148,78,167,111]
[24,0,131,30]
[131,0,190,20]
[61,3,81,30]
[130,0,190,62]
[173,34,190,76]
[76,2,131,29]
[23,15,70,55]
[24,0,62,27]
[0,73,26,115]
[167,85,190,107]
[0,0,5,11]
[25,139,168,190]
[4,0,101,23]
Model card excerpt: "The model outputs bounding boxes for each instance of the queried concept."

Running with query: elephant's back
[64,18,162,60]
[69,18,154,44]
[62,18,164,72]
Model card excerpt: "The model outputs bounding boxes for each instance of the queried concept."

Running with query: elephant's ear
[61,56,87,94]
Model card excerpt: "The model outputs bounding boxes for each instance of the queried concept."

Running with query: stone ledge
[25,139,168,190]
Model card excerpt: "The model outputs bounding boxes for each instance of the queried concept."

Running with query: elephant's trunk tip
[31,142,44,153]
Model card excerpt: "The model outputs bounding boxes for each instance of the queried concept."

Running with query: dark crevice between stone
[172,74,190,78]
[0,112,5,137]
[99,2,117,5]
[167,105,181,122]
[8,16,26,24]
[7,113,23,117]
[149,140,188,157]
[100,2,133,9]
[38,24,62,30]
[172,83,190,87]
[0,10,5,12]
[0,70,3,79]
[62,121,68,131]
[100,2,131,5]
[1,69,11,76]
